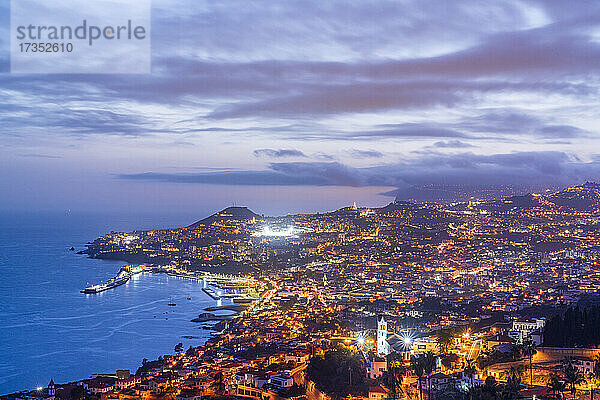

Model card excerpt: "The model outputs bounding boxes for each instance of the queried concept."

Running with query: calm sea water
[0,211,218,395]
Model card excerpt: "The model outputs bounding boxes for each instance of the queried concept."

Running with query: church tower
[377,316,389,355]
[48,379,55,399]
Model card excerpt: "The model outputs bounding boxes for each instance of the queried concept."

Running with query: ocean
[0,211,218,395]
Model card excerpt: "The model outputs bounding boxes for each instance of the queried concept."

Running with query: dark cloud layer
[120,151,600,191]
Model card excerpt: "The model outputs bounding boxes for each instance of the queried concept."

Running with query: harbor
[81,265,264,306]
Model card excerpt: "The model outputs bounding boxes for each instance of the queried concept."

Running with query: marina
[80,265,263,305]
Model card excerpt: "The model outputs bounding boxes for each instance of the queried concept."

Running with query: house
[368,385,390,400]
[268,372,294,389]
[235,384,263,400]
[83,382,112,394]
[80,377,116,395]
[147,377,169,392]
[284,352,310,365]
[183,375,213,391]
[176,389,204,400]
[367,357,387,380]
[114,376,141,390]
[411,337,438,354]
[430,373,453,391]
[572,356,596,374]
[486,334,514,352]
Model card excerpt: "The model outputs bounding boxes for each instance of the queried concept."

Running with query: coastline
[0,210,217,396]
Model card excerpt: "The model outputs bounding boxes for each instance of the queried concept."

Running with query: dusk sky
[1,0,600,216]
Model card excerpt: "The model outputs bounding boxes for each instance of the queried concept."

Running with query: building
[367,357,387,380]
[268,373,294,390]
[510,318,545,344]
[572,356,596,374]
[368,385,390,400]
[377,316,390,356]
[411,337,438,355]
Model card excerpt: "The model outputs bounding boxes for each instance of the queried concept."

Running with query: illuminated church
[376,316,413,361]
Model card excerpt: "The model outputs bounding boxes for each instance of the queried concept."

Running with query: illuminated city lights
[256,226,298,237]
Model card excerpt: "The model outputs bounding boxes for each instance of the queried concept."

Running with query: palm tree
[463,358,477,390]
[521,339,537,387]
[383,360,405,400]
[502,365,525,398]
[563,357,585,395]
[436,328,454,355]
[591,355,600,400]
[411,356,425,400]
[423,351,437,400]
[547,374,566,399]
[174,342,183,354]
[211,371,226,395]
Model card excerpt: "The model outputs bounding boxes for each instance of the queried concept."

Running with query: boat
[80,274,129,294]
[168,303,176,306]
[80,268,130,294]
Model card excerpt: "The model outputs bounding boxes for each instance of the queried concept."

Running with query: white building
[511,317,545,345]
[377,316,390,356]
[367,357,388,380]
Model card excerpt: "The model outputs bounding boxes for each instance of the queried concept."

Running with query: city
[3,1,600,399]
[5,183,600,400]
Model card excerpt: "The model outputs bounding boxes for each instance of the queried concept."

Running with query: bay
[0,211,216,395]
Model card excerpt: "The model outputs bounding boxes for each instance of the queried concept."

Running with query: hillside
[483,182,600,212]
[187,206,262,228]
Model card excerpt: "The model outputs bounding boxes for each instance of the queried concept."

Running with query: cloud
[3,0,600,214]
[313,152,336,160]
[351,150,384,158]
[118,151,600,190]
[538,125,587,138]
[0,104,154,138]
[363,123,469,139]
[457,110,589,139]
[432,140,474,148]
[253,148,307,158]
[118,161,364,186]
[20,153,62,159]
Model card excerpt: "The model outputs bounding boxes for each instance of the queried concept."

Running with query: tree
[186,345,195,356]
[591,355,600,400]
[441,353,459,370]
[212,371,226,395]
[543,305,600,348]
[520,339,537,386]
[382,359,405,400]
[436,328,455,355]
[422,351,437,400]
[411,356,425,400]
[465,377,499,400]
[501,365,524,399]
[69,385,84,400]
[174,342,183,354]
[463,358,477,390]
[563,357,585,395]
[547,374,566,399]
[306,347,365,398]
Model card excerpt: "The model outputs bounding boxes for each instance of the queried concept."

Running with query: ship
[80,268,131,294]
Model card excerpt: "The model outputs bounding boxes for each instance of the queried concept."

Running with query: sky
[1,0,600,216]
